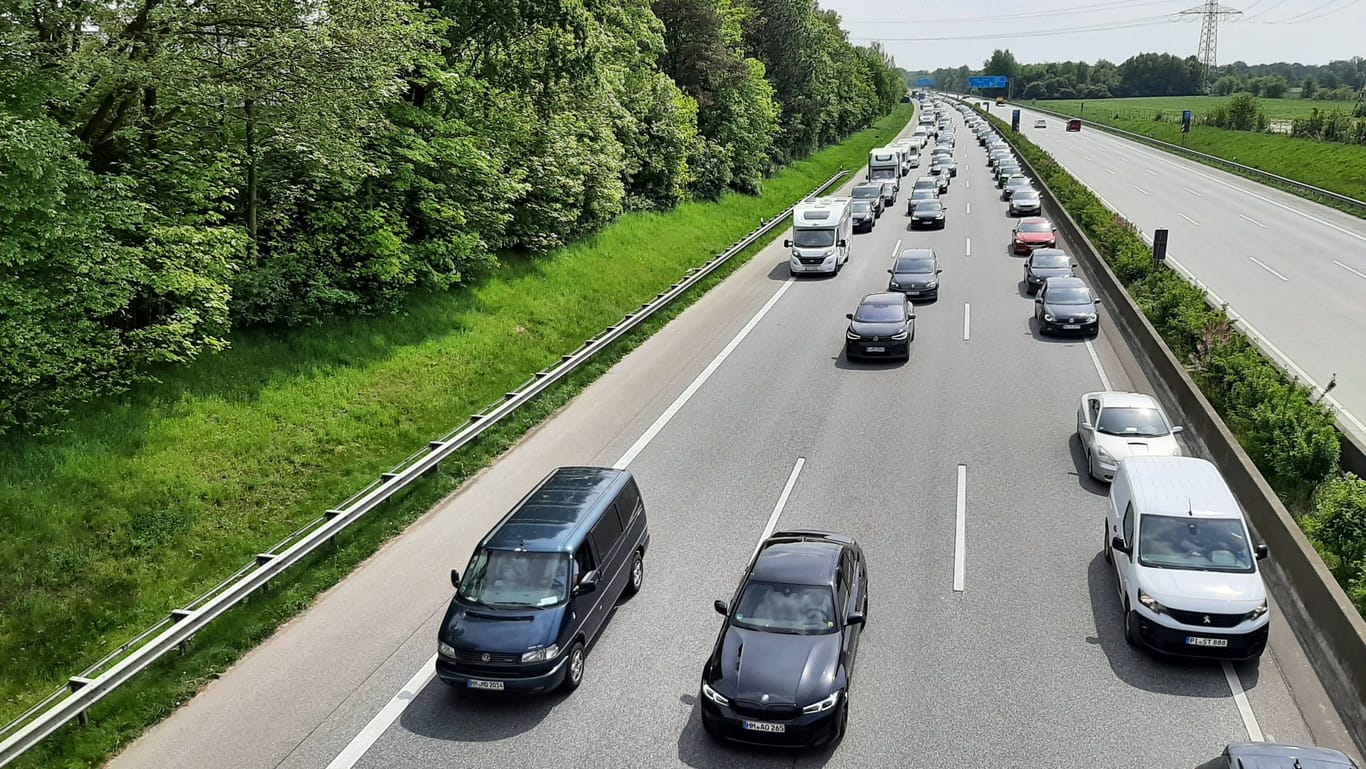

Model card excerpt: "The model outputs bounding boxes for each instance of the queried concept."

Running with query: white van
[1104,456,1270,661]
[784,197,852,276]
[910,127,928,148]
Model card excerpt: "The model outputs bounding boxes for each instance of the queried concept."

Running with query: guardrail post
[169,610,194,655]
[66,678,92,726]
[256,553,276,591]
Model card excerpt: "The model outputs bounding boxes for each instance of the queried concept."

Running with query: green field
[0,105,914,768]
[1029,97,1366,205]
[1037,95,1351,122]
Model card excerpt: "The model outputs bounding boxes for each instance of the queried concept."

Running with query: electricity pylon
[1178,0,1242,90]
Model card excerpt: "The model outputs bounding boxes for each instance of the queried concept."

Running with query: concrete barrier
[1000,125,1366,754]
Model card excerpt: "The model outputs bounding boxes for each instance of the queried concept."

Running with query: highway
[995,100,1366,447]
[106,106,1352,769]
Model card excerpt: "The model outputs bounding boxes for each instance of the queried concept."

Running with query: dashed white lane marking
[1248,256,1289,282]
[1178,212,1200,226]
[754,458,806,557]
[966,202,971,215]
[963,303,971,341]
[965,237,972,257]
[1223,662,1265,741]
[1240,214,1268,229]
[1183,186,1203,196]
[1334,260,1366,280]
[1134,185,1150,196]
[1105,168,1116,175]
[1144,168,1158,176]
[953,465,967,592]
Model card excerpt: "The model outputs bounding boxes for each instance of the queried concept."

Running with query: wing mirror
[783,239,792,248]
[845,611,866,626]
[1093,298,1103,305]
[936,268,943,274]
[846,312,854,320]
[450,569,461,588]
[1255,544,1269,561]
[1172,425,1185,434]
[1110,536,1131,555]
[573,569,599,596]
[887,268,895,274]
[1079,424,1093,432]
[838,239,848,248]
[1034,296,1043,304]
[714,599,729,616]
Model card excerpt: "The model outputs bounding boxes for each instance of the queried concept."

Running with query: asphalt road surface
[996,100,1366,447]
[107,106,1356,769]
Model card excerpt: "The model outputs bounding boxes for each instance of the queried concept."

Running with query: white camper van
[868,148,901,187]
[1104,456,1270,661]
[784,197,853,276]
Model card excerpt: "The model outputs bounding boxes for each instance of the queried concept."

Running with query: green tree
[982,49,1020,97]
[1301,78,1318,99]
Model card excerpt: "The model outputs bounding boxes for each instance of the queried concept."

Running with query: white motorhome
[890,140,919,172]
[1104,456,1270,661]
[784,197,852,276]
[867,148,901,186]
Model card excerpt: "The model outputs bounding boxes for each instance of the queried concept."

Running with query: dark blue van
[436,467,649,694]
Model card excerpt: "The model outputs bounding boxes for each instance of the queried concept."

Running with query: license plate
[1063,324,1081,330]
[907,291,921,296]
[865,346,885,353]
[742,721,786,733]
[1186,636,1229,648]
[467,679,504,690]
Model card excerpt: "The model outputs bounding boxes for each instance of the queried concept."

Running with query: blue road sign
[1181,109,1193,133]
[917,77,935,86]
[969,75,1008,89]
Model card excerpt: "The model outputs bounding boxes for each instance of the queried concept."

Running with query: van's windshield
[1138,515,1254,573]
[458,549,570,608]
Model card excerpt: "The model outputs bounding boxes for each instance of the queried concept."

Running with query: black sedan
[851,183,884,217]
[700,531,867,748]
[845,292,915,361]
[1034,276,1101,337]
[1022,248,1074,294]
[851,201,876,233]
[1197,742,1359,769]
[888,248,942,299]
[909,200,946,230]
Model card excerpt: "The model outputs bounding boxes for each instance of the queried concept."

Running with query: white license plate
[1063,324,1081,330]
[907,291,921,296]
[1186,636,1229,648]
[467,679,504,690]
[742,721,786,733]
[865,346,885,353]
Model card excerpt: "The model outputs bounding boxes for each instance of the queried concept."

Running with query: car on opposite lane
[1034,276,1100,336]
[909,199,947,230]
[700,531,867,748]
[1034,119,1047,128]
[1010,188,1043,216]
[1012,216,1057,254]
[1022,248,1074,293]
[845,292,915,361]
[888,248,942,299]
[1076,391,1184,482]
[851,201,876,233]
[851,183,884,218]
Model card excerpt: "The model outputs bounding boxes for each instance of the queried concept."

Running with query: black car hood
[892,272,935,286]
[850,320,905,337]
[708,626,841,705]
[912,211,943,219]
[439,599,563,652]
[1043,302,1095,320]
[1028,266,1071,281]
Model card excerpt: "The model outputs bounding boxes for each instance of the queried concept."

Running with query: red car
[1012,217,1058,254]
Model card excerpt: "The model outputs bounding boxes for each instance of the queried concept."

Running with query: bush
[1305,474,1366,614]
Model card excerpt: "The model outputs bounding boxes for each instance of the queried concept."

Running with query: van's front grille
[1164,609,1246,628]
[455,649,521,664]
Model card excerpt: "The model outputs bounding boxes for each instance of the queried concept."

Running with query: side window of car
[1089,399,1101,424]
[573,544,595,583]
[590,505,623,561]
[1122,502,1135,545]
[835,555,849,616]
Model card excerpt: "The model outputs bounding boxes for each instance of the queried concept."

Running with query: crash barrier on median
[1002,127,1366,754]
[1021,102,1366,218]
[0,168,853,767]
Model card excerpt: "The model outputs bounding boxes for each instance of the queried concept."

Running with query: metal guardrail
[1019,101,1366,216]
[0,168,850,766]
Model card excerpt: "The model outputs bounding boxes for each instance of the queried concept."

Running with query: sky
[817,0,1366,71]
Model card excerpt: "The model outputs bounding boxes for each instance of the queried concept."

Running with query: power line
[1255,0,1358,23]
[847,16,1176,42]
[840,0,1184,24]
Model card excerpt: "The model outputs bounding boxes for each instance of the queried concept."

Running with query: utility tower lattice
[1177,1,1242,88]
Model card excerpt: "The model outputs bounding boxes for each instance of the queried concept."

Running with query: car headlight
[925,280,938,288]
[438,641,457,658]
[1043,313,1055,322]
[1085,313,1097,322]
[701,682,729,706]
[891,329,909,340]
[520,644,560,663]
[889,281,900,288]
[1096,447,1113,463]
[1246,600,1269,621]
[846,329,861,341]
[802,690,841,714]
[1137,588,1166,614]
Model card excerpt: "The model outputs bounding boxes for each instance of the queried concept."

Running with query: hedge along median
[0,105,915,769]
[976,105,1366,747]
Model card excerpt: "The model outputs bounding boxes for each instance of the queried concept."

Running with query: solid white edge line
[891,239,902,258]
[953,465,967,592]
[1178,212,1200,226]
[753,458,806,558]
[1333,260,1366,281]
[324,655,438,769]
[1239,214,1268,229]
[963,303,971,341]
[1222,662,1265,742]
[1248,256,1289,282]
[965,237,972,257]
[613,278,797,470]
[1084,340,1112,391]
[1183,186,1203,197]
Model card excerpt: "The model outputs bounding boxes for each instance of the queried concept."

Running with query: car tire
[559,641,586,693]
[624,549,644,597]
[1123,601,1141,648]
[1103,522,1113,564]
[1088,450,1102,482]
[831,694,850,746]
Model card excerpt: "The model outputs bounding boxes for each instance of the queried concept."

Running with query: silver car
[1076,391,1183,482]
[1009,188,1042,216]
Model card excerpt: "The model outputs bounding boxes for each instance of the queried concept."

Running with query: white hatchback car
[1077,391,1183,482]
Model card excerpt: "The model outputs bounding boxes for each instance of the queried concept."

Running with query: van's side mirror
[574,569,599,596]
[845,611,865,626]
[783,239,792,248]
[713,599,729,616]
[1034,296,1043,304]
[887,268,895,274]
[838,239,848,248]
[1172,425,1184,434]
[1255,544,1269,561]
[1094,298,1103,305]
[1110,536,1131,555]
[936,268,943,274]
[845,313,854,320]
[450,569,461,588]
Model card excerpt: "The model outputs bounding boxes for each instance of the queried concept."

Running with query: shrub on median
[1305,474,1366,614]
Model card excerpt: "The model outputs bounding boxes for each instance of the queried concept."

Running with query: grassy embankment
[1031,96,1366,207]
[0,104,914,767]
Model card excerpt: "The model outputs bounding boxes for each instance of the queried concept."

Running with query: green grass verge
[1038,95,1344,122]
[0,104,915,768]
[1027,98,1366,212]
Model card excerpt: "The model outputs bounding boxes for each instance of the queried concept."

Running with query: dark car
[905,188,938,214]
[850,201,876,233]
[700,531,867,748]
[879,181,897,207]
[1034,276,1101,337]
[996,166,1022,187]
[888,248,942,299]
[851,183,884,217]
[1009,188,1043,216]
[909,200,947,230]
[1012,216,1058,254]
[1066,118,1083,132]
[845,292,915,361]
[1022,248,1075,293]
[436,467,650,694]
[1001,176,1034,201]
[1197,742,1359,769]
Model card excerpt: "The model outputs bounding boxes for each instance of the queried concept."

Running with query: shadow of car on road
[1027,315,1096,344]
[1068,432,1109,497]
[675,694,834,769]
